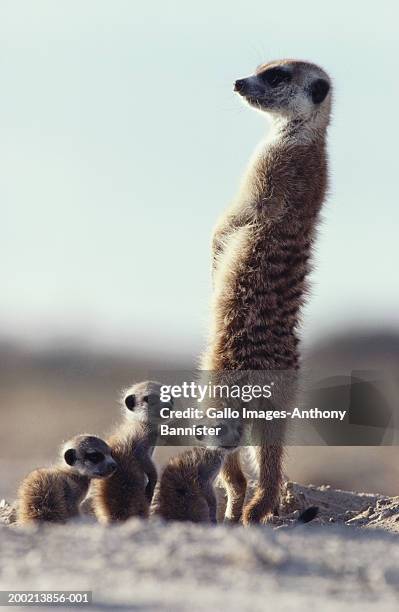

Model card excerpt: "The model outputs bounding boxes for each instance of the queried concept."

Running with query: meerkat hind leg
[220,450,247,523]
[242,442,283,526]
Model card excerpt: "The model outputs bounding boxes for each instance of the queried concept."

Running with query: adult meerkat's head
[234,59,331,123]
[122,380,173,426]
[62,435,117,478]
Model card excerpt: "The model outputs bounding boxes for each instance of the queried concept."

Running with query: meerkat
[92,381,172,523]
[152,419,242,523]
[152,447,225,523]
[201,59,332,525]
[17,435,117,525]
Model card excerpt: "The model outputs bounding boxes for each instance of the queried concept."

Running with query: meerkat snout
[234,79,248,93]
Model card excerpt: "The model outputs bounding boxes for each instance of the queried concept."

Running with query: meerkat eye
[85,451,105,464]
[125,394,136,410]
[142,395,149,403]
[259,67,291,87]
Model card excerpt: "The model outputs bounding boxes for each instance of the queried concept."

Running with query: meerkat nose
[234,79,247,93]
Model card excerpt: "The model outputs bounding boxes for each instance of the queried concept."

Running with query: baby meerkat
[17,435,117,525]
[93,380,172,523]
[152,447,226,524]
[152,419,243,524]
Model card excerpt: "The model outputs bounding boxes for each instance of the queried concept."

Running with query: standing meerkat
[152,447,225,523]
[17,435,117,525]
[93,381,172,523]
[201,59,332,525]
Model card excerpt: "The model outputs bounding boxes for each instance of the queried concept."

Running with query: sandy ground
[2,519,399,611]
[1,482,399,611]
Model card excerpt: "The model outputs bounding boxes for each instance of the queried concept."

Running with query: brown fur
[92,381,167,523]
[152,448,224,523]
[17,469,89,525]
[202,60,331,525]
[93,425,152,522]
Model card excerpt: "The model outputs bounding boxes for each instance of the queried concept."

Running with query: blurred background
[1,1,398,499]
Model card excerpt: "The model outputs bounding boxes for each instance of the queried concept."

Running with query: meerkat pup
[201,59,332,525]
[152,420,242,524]
[93,381,172,523]
[17,435,117,525]
[152,447,225,524]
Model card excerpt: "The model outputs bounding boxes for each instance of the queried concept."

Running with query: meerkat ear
[310,78,330,104]
[64,448,77,466]
[124,394,136,410]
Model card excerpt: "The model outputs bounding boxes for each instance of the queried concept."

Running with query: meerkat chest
[219,221,310,288]
[63,476,88,513]
[113,448,147,484]
[213,225,254,289]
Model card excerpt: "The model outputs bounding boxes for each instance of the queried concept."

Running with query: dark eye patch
[259,67,291,87]
[85,451,104,464]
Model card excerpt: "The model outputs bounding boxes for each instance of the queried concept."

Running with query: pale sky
[1,1,398,359]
